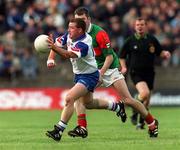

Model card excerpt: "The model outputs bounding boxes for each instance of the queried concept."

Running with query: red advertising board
[0,88,120,110]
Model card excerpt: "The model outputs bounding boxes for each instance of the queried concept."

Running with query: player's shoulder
[92,24,110,38]
[124,34,134,43]
[146,33,159,42]
[146,33,156,39]
[91,24,105,34]
[85,32,92,38]
[85,33,92,41]
[81,33,92,45]
[92,24,103,30]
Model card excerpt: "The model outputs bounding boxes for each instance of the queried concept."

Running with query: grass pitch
[0,107,180,150]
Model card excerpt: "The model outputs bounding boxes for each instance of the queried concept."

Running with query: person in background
[119,18,171,129]
[20,47,38,80]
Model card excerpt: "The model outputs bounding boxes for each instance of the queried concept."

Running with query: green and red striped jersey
[88,23,120,69]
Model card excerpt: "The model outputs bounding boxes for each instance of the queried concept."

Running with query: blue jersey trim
[61,32,68,45]
[74,34,86,42]
[75,42,88,57]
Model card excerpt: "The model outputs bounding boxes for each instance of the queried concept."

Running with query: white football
[34,34,49,53]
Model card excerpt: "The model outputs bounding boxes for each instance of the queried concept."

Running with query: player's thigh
[113,78,132,99]
[67,83,88,101]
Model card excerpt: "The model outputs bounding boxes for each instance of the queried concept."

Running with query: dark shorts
[130,69,155,90]
[74,70,99,92]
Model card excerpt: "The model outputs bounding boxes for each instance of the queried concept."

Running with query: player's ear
[80,28,83,34]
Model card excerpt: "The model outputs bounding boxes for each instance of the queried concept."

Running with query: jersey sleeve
[55,32,68,47]
[96,30,114,56]
[152,35,163,56]
[119,37,131,58]
[70,42,88,58]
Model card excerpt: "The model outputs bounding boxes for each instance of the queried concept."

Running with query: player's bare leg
[68,92,127,138]
[46,83,89,141]
[113,79,158,137]
[134,82,151,129]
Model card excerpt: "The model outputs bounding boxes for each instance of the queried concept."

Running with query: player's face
[74,14,90,31]
[68,22,82,40]
[135,20,146,35]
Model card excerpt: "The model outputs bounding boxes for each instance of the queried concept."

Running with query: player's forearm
[100,55,113,75]
[120,58,128,74]
[48,50,56,60]
[52,47,70,59]
[120,59,127,68]
[52,45,77,59]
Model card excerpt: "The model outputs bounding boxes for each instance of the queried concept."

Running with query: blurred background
[0,0,179,95]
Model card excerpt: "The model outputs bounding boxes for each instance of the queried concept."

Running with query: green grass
[0,107,180,150]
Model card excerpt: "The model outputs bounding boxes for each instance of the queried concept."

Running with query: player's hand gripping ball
[34,34,49,53]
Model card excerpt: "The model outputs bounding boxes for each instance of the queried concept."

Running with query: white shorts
[101,68,124,87]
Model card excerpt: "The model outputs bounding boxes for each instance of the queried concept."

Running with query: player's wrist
[47,59,55,65]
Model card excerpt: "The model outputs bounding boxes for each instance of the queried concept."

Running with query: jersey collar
[87,23,92,33]
[73,33,86,42]
[135,33,147,40]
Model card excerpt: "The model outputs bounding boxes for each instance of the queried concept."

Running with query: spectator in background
[0,30,21,83]
[0,46,14,79]
[50,8,65,29]
[0,44,21,81]
[0,41,4,70]
[42,14,57,35]
[20,47,38,80]
[34,0,48,19]
[2,30,16,53]
[0,1,6,33]
[48,0,65,28]
[123,7,137,26]
[108,16,124,51]
[171,45,180,67]
[7,6,25,32]
[57,0,70,15]
[24,16,39,43]
[23,5,41,25]
[170,12,180,67]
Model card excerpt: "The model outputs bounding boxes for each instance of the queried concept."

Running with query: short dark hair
[135,17,147,24]
[69,18,86,32]
[74,7,90,17]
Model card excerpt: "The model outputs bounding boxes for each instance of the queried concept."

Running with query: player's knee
[65,94,74,106]
[139,90,150,100]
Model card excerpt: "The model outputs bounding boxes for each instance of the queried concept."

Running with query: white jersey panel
[55,33,97,74]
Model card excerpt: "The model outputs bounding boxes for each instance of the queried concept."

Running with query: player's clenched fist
[47,59,56,69]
